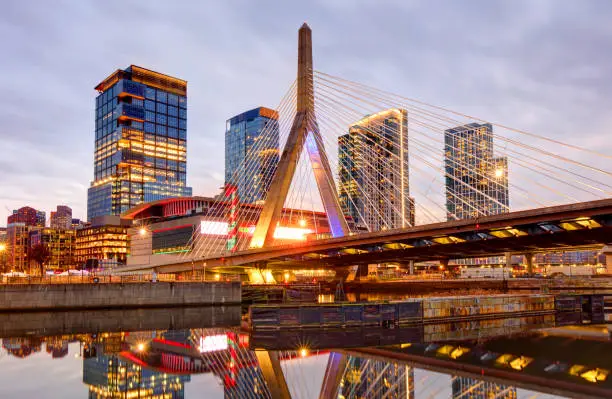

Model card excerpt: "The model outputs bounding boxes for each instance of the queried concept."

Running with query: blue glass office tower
[225,107,279,204]
[87,65,192,221]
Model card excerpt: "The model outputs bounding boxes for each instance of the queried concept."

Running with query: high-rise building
[29,228,76,271]
[338,109,414,231]
[444,123,509,221]
[7,206,45,227]
[452,377,517,399]
[225,107,280,204]
[87,65,192,221]
[50,205,72,230]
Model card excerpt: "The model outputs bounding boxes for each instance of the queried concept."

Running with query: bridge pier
[255,350,292,399]
[603,245,612,274]
[319,352,348,399]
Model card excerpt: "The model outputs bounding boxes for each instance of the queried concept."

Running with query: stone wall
[0,282,241,311]
[0,306,241,338]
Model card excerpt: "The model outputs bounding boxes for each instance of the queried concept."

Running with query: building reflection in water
[82,332,190,399]
[451,377,517,399]
[1,322,610,398]
[339,357,414,398]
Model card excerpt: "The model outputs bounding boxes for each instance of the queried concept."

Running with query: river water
[0,308,610,398]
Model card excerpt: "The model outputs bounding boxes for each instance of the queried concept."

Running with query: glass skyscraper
[87,65,192,221]
[338,108,415,231]
[225,107,279,204]
[444,123,509,221]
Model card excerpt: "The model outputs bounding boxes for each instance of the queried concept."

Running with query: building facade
[5,223,29,271]
[50,205,72,230]
[338,109,414,231]
[7,206,45,227]
[444,123,509,221]
[87,65,192,221]
[225,107,280,204]
[29,228,76,271]
[122,196,335,268]
[75,216,130,269]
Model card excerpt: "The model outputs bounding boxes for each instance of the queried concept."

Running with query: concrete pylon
[319,352,349,399]
[250,23,349,248]
[255,350,292,399]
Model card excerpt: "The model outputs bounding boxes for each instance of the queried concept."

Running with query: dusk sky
[1,0,612,224]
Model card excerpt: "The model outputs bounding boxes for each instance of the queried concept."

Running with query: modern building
[338,356,414,398]
[0,227,7,272]
[338,108,414,231]
[452,377,517,399]
[87,65,192,221]
[122,196,337,268]
[5,223,30,271]
[50,205,72,230]
[444,123,509,221]
[7,206,45,227]
[29,228,76,271]
[225,107,280,204]
[75,216,130,269]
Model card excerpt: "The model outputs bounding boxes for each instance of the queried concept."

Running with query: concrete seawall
[0,282,241,311]
[0,306,241,338]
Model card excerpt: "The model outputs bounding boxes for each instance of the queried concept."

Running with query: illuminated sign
[200,221,229,236]
[199,334,228,353]
[201,221,313,240]
[273,226,313,240]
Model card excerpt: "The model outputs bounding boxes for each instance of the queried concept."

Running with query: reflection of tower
[83,341,190,399]
[46,338,69,358]
[452,377,517,399]
[223,332,269,398]
[339,356,414,398]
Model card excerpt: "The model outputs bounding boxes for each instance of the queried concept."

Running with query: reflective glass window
[156,91,168,103]
[145,87,156,99]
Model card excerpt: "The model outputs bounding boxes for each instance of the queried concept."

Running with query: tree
[29,244,50,276]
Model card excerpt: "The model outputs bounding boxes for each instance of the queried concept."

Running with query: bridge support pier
[255,350,292,399]
[319,352,348,399]
[524,252,535,275]
[603,245,612,274]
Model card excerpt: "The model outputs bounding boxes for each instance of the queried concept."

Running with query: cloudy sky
[1,0,611,224]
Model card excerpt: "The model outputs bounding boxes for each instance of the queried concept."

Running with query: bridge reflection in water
[0,309,610,398]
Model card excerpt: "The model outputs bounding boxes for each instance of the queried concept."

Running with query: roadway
[118,198,612,274]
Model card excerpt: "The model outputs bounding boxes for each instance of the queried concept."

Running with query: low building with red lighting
[121,196,335,266]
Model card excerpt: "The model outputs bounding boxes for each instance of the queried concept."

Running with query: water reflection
[0,317,609,398]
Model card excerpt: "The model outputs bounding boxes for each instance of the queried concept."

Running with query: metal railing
[0,273,207,285]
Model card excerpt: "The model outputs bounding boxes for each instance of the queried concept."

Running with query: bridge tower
[250,23,349,248]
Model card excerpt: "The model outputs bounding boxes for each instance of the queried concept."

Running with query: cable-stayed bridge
[120,24,612,277]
